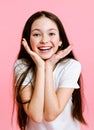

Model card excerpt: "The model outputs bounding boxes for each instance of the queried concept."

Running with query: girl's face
[30,17,62,60]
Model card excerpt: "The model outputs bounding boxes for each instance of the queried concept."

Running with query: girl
[13,11,86,130]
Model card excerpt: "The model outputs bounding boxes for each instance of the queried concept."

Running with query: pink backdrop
[0,0,94,130]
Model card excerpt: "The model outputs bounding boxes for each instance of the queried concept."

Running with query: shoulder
[14,58,28,67]
[58,58,81,71]
[14,59,29,74]
[14,59,33,86]
[57,59,81,89]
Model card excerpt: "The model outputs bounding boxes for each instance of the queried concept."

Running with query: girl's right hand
[22,38,44,68]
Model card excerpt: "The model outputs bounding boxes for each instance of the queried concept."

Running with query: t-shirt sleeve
[14,59,32,86]
[59,60,81,89]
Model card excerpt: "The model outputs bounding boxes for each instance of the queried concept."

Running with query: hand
[45,45,72,70]
[22,38,44,68]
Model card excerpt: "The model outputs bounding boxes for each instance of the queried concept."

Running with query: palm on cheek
[22,39,72,69]
[22,39,44,68]
[46,45,72,69]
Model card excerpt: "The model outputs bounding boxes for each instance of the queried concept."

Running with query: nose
[41,34,50,44]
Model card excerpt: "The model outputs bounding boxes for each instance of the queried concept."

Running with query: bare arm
[21,38,73,122]
[20,67,45,123]
[44,63,74,121]
[44,46,74,121]
[20,39,45,122]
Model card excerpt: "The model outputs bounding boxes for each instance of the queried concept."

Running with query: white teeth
[38,47,51,51]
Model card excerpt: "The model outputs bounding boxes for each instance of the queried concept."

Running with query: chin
[42,57,50,60]
[41,56,52,60]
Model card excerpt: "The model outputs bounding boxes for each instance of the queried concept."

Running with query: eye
[33,33,41,37]
[49,32,56,36]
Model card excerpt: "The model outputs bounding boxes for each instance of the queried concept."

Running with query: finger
[57,45,73,58]
[62,45,72,55]
[22,38,34,55]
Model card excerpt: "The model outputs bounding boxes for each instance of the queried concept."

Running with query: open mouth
[38,46,52,51]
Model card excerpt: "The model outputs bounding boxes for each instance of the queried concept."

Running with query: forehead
[31,17,58,30]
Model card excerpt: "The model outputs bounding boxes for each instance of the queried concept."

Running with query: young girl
[13,11,86,130]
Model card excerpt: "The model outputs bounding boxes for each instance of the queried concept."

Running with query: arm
[44,45,73,121]
[20,67,45,123]
[20,39,45,122]
[44,63,74,121]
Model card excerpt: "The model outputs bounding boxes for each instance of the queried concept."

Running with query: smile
[38,46,52,51]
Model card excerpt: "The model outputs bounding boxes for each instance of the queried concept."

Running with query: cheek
[30,40,37,51]
[51,37,60,47]
[52,40,60,47]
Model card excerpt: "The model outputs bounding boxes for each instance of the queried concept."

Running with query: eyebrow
[31,29,40,33]
[31,28,57,32]
[49,28,57,31]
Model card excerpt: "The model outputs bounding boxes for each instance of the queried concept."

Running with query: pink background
[0,0,94,130]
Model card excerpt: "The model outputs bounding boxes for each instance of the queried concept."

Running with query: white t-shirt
[14,58,81,130]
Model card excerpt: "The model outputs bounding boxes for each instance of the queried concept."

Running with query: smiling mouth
[38,46,52,51]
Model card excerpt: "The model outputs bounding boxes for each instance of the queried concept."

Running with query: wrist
[36,62,45,69]
[45,63,53,71]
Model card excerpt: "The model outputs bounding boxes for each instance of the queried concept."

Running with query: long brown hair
[13,11,86,130]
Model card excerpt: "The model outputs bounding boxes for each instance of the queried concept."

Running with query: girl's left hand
[45,45,72,69]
